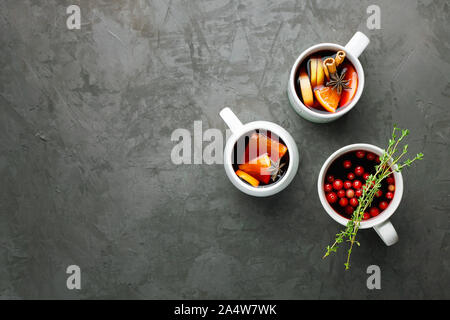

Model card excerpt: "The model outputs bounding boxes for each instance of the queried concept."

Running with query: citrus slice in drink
[238,153,273,184]
[314,86,341,113]
[235,170,260,187]
[339,62,358,107]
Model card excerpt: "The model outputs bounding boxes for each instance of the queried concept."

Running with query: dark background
[0,0,448,299]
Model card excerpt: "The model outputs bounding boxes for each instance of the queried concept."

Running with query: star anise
[326,70,350,94]
[270,159,286,182]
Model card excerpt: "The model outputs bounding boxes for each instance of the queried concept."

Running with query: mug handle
[373,219,399,246]
[345,31,370,59]
[220,107,243,134]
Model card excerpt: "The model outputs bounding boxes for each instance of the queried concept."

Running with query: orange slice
[245,133,287,162]
[239,153,272,184]
[339,62,358,107]
[299,66,314,107]
[314,86,341,112]
[310,58,317,87]
[236,170,260,187]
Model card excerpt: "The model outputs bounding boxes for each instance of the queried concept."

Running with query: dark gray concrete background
[0,0,449,299]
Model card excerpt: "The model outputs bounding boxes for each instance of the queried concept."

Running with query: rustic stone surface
[0,0,448,299]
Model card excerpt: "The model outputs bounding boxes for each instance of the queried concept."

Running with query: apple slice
[299,66,314,107]
[310,58,317,87]
[316,59,324,86]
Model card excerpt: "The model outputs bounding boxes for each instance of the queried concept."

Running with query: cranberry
[345,206,354,215]
[354,166,364,176]
[369,207,380,217]
[356,150,366,158]
[333,179,344,190]
[344,180,352,189]
[326,175,335,183]
[386,176,395,185]
[375,190,383,197]
[352,180,362,189]
[324,183,333,192]
[363,173,370,181]
[339,198,349,207]
[346,189,355,198]
[343,160,352,169]
[379,201,389,210]
[366,153,376,161]
[337,189,346,198]
[349,198,358,207]
[386,191,394,200]
[375,156,380,163]
[347,172,355,180]
[355,189,362,197]
[388,184,395,192]
[326,192,338,204]
[363,212,370,220]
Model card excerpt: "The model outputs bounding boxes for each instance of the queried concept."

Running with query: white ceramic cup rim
[223,120,299,197]
[288,43,365,120]
[317,143,403,229]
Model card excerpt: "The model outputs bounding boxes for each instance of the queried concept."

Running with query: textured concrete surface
[0,0,449,299]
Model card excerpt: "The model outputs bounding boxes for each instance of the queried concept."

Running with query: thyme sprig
[323,126,424,270]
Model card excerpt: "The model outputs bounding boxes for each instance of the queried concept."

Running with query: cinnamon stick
[324,57,337,75]
[335,51,346,67]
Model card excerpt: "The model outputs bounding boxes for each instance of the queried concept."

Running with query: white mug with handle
[288,31,370,123]
[220,107,299,197]
[317,143,402,246]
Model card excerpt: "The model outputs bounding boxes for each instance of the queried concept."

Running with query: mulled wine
[323,150,396,220]
[295,49,358,113]
[232,130,290,187]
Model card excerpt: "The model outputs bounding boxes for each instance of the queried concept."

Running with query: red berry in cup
[356,150,366,158]
[339,197,348,207]
[326,175,335,183]
[343,160,352,169]
[375,190,383,197]
[346,189,355,198]
[324,183,333,192]
[363,173,370,181]
[355,189,362,197]
[345,206,354,215]
[349,198,358,207]
[386,191,394,200]
[344,180,352,189]
[386,176,395,185]
[352,180,362,189]
[375,156,380,163]
[326,192,338,204]
[388,184,395,192]
[354,166,364,176]
[363,212,370,220]
[337,189,346,198]
[379,201,389,210]
[369,207,380,217]
[366,153,376,161]
[347,172,355,180]
[333,179,344,190]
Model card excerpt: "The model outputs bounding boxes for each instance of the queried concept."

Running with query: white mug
[220,107,299,197]
[287,31,370,123]
[317,143,403,246]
